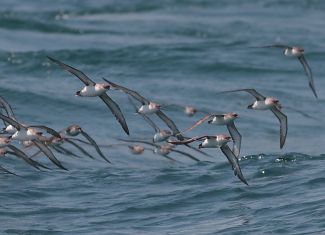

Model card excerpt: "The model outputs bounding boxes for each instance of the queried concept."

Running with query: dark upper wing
[227,121,241,158]
[0,113,22,130]
[80,129,111,163]
[221,89,266,101]
[170,149,200,162]
[0,96,16,120]
[251,44,291,49]
[0,165,19,176]
[28,125,61,138]
[270,107,288,149]
[7,145,50,170]
[47,56,95,86]
[156,110,183,140]
[63,138,95,159]
[99,93,129,135]
[297,55,318,98]
[103,78,149,105]
[32,139,68,171]
[142,114,160,133]
[127,96,160,132]
[168,136,208,145]
[220,144,248,185]
[182,114,216,132]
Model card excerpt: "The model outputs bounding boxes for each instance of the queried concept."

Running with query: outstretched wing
[32,139,68,171]
[103,78,149,105]
[168,136,208,145]
[99,93,129,135]
[270,107,288,149]
[251,44,291,49]
[220,89,266,101]
[0,96,16,122]
[227,122,242,158]
[7,145,50,170]
[156,110,183,140]
[170,149,200,162]
[28,125,61,138]
[0,113,22,130]
[47,56,96,86]
[297,55,318,98]
[182,114,217,132]
[220,144,248,185]
[80,129,111,163]
[128,96,160,133]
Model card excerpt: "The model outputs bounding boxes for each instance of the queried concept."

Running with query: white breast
[5,125,17,134]
[210,116,227,125]
[80,85,106,97]
[12,129,35,141]
[252,101,271,110]
[153,131,171,143]
[201,138,222,148]
[138,105,158,114]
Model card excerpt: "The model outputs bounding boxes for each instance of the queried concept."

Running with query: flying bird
[252,44,317,98]
[0,114,68,170]
[47,56,129,135]
[169,134,248,185]
[221,89,287,149]
[62,124,111,163]
[182,112,241,157]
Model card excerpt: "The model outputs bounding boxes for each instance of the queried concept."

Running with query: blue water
[1,0,325,234]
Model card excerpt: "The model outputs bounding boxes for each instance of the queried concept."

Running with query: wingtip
[123,125,130,135]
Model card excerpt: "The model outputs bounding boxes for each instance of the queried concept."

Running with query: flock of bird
[0,44,318,185]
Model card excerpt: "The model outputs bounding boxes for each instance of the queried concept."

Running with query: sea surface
[1,0,325,234]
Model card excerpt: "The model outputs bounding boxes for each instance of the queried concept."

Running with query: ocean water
[1,0,325,234]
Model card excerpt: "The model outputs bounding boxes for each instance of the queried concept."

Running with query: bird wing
[251,44,292,49]
[297,55,318,98]
[80,129,111,163]
[7,145,50,170]
[221,89,266,101]
[127,96,160,132]
[102,78,149,105]
[168,136,208,145]
[32,139,68,170]
[63,139,95,159]
[182,114,217,132]
[220,144,248,185]
[156,110,183,140]
[170,149,200,162]
[47,56,96,86]
[270,107,288,149]
[28,125,61,138]
[0,96,16,121]
[99,93,129,135]
[227,121,242,158]
[0,165,19,176]
[0,114,22,130]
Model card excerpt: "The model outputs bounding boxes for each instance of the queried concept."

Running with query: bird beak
[104,84,110,90]
[75,91,81,96]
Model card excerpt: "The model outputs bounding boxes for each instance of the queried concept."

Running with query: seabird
[0,114,68,170]
[253,44,318,98]
[62,124,111,163]
[102,78,184,140]
[47,56,129,135]
[117,138,200,162]
[127,96,172,143]
[182,112,241,157]
[222,88,287,149]
[169,134,248,185]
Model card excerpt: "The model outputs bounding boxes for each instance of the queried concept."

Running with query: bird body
[76,83,110,97]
